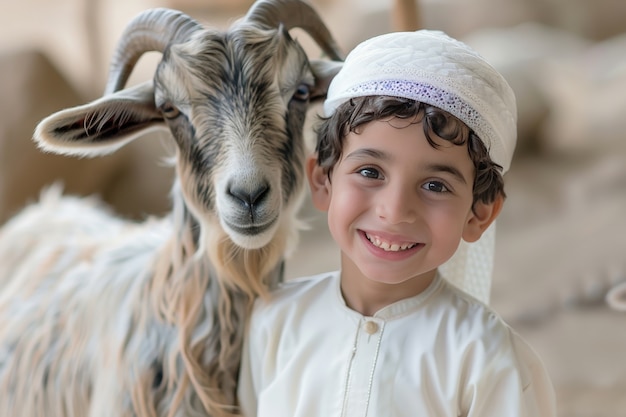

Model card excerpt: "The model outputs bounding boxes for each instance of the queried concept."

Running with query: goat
[0,1,343,416]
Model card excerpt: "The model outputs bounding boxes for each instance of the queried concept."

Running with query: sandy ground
[2,0,626,415]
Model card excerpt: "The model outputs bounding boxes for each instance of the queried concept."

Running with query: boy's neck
[339,258,437,317]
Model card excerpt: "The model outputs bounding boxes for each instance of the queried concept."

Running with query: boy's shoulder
[255,270,339,310]
[437,278,514,341]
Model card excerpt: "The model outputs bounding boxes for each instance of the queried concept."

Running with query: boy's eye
[422,181,449,193]
[358,167,381,179]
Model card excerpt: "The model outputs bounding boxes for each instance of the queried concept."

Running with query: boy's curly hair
[315,96,505,205]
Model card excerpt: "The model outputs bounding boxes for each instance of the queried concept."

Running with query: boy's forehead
[345,119,472,162]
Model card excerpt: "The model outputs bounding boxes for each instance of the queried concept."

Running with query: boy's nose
[376,185,418,224]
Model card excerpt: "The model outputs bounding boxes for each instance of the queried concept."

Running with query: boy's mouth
[365,232,417,252]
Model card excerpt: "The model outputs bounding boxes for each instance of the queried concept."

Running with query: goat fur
[0,181,284,417]
[0,1,343,416]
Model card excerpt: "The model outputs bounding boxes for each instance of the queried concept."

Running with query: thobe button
[364,320,378,334]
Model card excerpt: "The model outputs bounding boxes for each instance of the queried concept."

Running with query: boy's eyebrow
[426,163,468,184]
[344,148,390,161]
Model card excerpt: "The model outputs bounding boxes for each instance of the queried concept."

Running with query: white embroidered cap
[323,30,517,304]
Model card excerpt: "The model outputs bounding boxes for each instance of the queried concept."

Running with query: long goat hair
[0,1,343,416]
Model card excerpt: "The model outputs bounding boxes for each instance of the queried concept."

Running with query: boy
[238,30,557,416]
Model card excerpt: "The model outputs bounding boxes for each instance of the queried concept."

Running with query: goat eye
[292,83,310,102]
[160,102,180,119]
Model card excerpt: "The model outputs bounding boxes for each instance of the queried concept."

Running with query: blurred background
[1,0,625,415]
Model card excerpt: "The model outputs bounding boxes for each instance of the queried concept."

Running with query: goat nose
[228,183,269,210]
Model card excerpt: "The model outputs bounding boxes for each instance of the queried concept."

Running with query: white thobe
[238,271,557,417]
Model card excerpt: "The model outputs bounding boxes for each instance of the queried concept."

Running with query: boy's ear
[306,154,331,211]
[462,195,504,243]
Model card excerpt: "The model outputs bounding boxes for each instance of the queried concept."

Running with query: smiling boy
[316,112,493,316]
[238,30,557,417]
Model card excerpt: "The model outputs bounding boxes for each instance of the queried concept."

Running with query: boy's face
[308,117,499,293]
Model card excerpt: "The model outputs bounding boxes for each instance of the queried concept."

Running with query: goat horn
[105,8,202,95]
[244,0,343,61]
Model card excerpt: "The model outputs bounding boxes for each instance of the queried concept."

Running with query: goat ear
[309,60,343,101]
[33,81,165,158]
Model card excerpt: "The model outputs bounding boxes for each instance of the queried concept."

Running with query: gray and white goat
[0,1,342,416]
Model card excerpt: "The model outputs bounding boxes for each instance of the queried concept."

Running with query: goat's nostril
[229,183,270,209]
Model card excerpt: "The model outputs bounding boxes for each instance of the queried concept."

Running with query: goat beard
[201,226,286,416]
[142,219,287,417]
[208,224,287,299]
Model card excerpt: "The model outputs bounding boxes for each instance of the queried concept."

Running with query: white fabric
[439,222,496,303]
[321,30,518,304]
[323,30,517,174]
[238,271,557,417]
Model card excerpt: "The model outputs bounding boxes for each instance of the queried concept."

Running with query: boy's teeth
[366,233,416,252]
